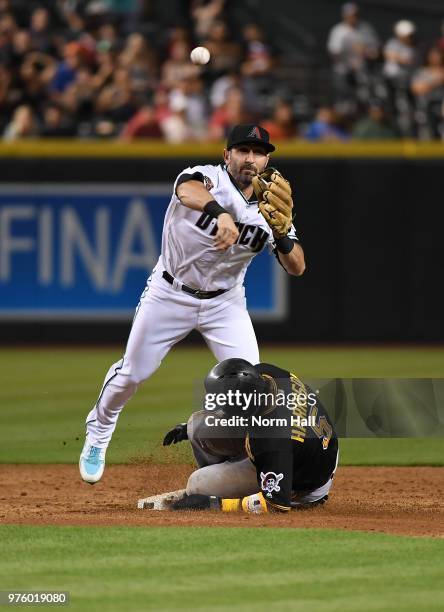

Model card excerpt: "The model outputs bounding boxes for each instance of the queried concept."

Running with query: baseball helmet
[204,358,269,416]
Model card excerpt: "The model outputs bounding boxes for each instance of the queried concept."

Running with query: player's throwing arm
[176,181,239,251]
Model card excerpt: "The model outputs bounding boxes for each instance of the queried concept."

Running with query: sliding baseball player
[139,358,339,514]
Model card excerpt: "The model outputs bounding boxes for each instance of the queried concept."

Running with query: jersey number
[309,405,333,450]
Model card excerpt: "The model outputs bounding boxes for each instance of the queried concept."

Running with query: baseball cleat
[79,440,106,484]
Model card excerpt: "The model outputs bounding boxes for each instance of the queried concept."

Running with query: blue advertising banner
[0,185,287,321]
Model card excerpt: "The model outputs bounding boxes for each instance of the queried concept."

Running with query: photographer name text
[204,414,316,427]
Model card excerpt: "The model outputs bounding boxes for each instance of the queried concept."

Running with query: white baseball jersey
[159,163,298,291]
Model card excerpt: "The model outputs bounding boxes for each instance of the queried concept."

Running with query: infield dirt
[1,465,442,537]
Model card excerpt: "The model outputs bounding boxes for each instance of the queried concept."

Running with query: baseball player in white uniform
[79,124,305,483]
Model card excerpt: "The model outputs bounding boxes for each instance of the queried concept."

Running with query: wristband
[221,498,241,512]
[204,200,228,218]
[275,236,294,254]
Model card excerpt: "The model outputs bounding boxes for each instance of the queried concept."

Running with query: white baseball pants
[85,271,259,448]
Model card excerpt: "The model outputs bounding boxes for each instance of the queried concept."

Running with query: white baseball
[190,46,211,65]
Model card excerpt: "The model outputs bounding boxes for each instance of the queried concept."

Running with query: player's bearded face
[225,146,269,189]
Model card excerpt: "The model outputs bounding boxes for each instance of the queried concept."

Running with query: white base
[137,489,186,510]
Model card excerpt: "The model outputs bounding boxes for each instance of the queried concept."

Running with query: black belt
[162,271,228,300]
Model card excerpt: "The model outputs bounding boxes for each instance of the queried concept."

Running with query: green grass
[0,525,443,612]
[0,346,443,465]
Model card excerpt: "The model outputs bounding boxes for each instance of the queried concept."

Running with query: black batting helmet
[204,358,269,416]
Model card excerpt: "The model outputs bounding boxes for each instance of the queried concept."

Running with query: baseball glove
[252,168,293,239]
[163,423,188,446]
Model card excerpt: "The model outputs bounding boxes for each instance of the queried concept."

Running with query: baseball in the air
[190,46,211,65]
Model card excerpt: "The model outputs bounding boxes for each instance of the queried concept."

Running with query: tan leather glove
[252,168,293,239]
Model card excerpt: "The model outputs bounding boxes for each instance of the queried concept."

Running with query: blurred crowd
[0,0,444,142]
[326,2,444,140]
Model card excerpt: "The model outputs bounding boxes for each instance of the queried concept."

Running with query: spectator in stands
[51,41,83,95]
[29,7,53,54]
[161,40,200,90]
[96,22,121,49]
[92,43,117,90]
[3,104,38,139]
[160,92,195,143]
[209,69,242,110]
[262,99,298,141]
[119,33,158,98]
[383,20,417,88]
[57,1,85,38]
[0,9,17,40]
[61,66,95,124]
[0,10,17,62]
[19,50,55,108]
[165,26,191,59]
[240,22,275,113]
[203,19,241,80]
[241,22,274,78]
[208,85,253,140]
[0,0,11,12]
[327,3,379,103]
[95,66,137,133]
[411,47,444,98]
[411,47,444,138]
[382,20,417,137]
[352,99,399,139]
[305,106,349,141]
[40,103,75,137]
[120,104,163,139]
[10,29,32,68]
[169,76,208,139]
[75,33,97,67]
[191,0,225,42]
[152,86,171,123]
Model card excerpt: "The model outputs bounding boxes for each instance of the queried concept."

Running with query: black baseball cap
[226,124,275,153]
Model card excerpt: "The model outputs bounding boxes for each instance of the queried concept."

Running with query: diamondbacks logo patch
[203,176,214,191]
[260,472,283,498]
[247,126,261,139]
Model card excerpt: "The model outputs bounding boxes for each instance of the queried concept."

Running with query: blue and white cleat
[79,440,106,484]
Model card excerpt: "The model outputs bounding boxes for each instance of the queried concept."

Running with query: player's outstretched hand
[214,213,239,250]
[163,423,188,446]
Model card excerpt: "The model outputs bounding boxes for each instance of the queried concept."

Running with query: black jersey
[246,363,338,512]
